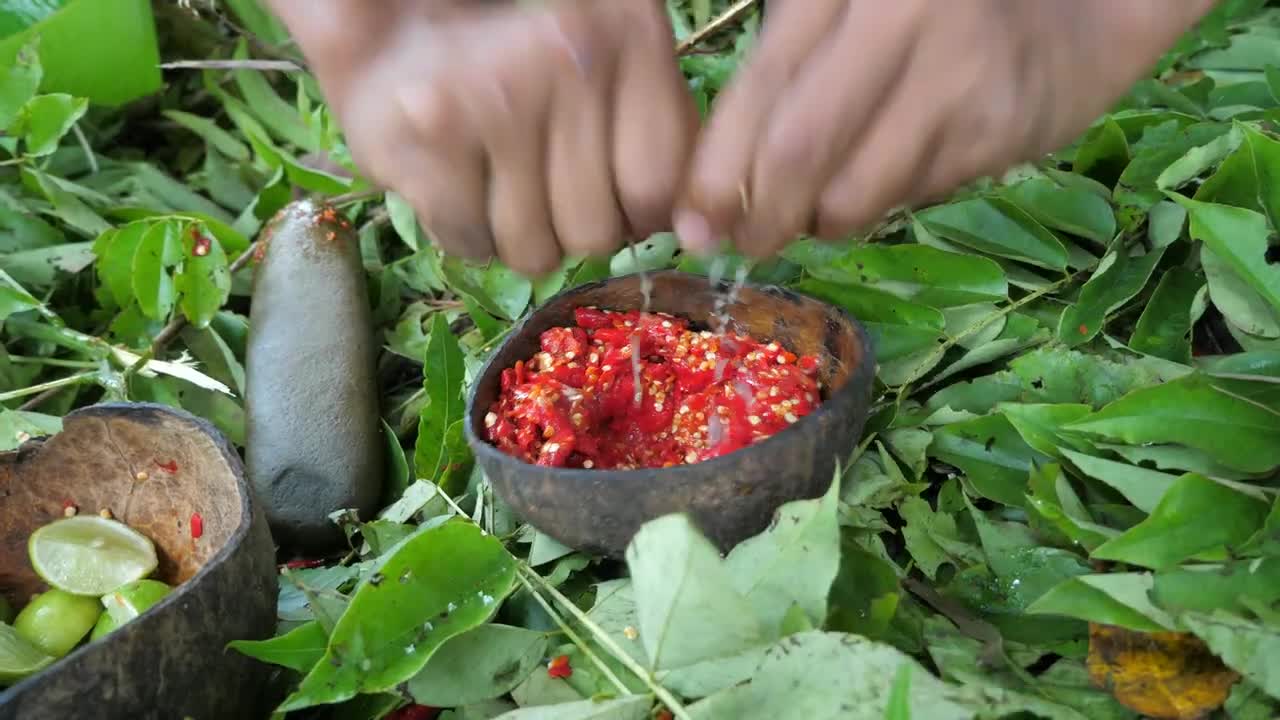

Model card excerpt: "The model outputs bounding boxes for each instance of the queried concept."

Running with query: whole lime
[13,589,102,658]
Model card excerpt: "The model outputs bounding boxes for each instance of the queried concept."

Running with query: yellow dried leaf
[1087,623,1239,720]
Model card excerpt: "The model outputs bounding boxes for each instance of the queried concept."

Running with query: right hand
[269,0,698,276]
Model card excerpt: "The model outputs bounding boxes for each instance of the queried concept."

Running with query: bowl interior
[0,405,243,608]
[469,270,868,446]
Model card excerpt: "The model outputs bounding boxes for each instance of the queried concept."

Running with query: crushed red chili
[485,307,822,469]
[190,512,203,540]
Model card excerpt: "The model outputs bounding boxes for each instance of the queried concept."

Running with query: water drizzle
[625,239,652,408]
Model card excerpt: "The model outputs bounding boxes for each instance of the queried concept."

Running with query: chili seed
[63,505,77,518]
[484,412,498,428]
[785,413,799,424]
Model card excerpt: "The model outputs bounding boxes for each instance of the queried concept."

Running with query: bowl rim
[463,269,877,481]
[0,402,257,699]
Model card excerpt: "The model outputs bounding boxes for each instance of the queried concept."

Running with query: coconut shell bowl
[0,403,276,720]
[465,270,876,557]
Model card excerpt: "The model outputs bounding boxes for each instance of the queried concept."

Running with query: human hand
[675,0,1218,258]
[268,0,697,276]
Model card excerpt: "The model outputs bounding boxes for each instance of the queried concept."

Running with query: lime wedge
[13,589,101,658]
[28,516,158,597]
[101,579,172,626]
[0,623,54,687]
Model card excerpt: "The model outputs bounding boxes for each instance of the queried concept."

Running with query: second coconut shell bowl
[465,270,876,557]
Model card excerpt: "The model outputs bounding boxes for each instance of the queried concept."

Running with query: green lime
[0,623,54,687]
[88,611,118,642]
[101,579,172,626]
[0,595,12,624]
[28,515,158,596]
[13,589,102,658]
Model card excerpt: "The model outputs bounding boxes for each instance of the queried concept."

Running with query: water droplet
[479,593,494,605]
[446,601,457,613]
[400,569,412,584]
[405,644,416,655]
[423,621,434,632]
[360,659,372,672]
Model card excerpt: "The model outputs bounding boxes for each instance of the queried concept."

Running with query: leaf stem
[7,355,99,369]
[512,568,635,698]
[520,568,692,720]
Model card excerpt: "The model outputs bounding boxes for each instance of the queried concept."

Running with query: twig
[0,372,96,404]
[18,385,70,411]
[71,124,98,175]
[676,0,758,57]
[327,188,383,207]
[122,240,259,383]
[160,59,303,72]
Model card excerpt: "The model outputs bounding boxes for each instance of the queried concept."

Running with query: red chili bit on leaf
[156,459,179,474]
[547,654,572,679]
[386,705,440,720]
[190,512,204,540]
[192,234,211,257]
[656,710,674,720]
[1078,324,1089,336]
[283,558,326,570]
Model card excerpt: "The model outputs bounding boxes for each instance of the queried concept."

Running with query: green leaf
[1153,559,1280,616]
[810,245,1007,307]
[1065,373,1280,474]
[929,414,1049,506]
[917,197,1069,270]
[687,632,970,720]
[1059,449,1175,514]
[130,220,182,320]
[415,312,466,483]
[610,233,677,276]
[1180,611,1280,700]
[95,221,145,307]
[385,192,421,252]
[409,625,549,707]
[723,473,840,633]
[381,419,411,504]
[1002,177,1116,243]
[162,110,250,162]
[793,279,945,364]
[495,696,652,720]
[0,409,60,451]
[0,0,160,106]
[1,240,93,290]
[1058,246,1165,346]
[280,520,516,711]
[0,39,40,129]
[229,620,328,674]
[528,531,574,568]
[1027,573,1174,632]
[174,226,231,329]
[1073,116,1131,184]
[1203,243,1280,337]
[1091,473,1269,569]
[1156,124,1243,190]
[231,39,317,152]
[898,496,982,580]
[15,92,84,156]
[482,263,532,321]
[625,514,766,670]
[1129,266,1202,363]
[998,403,1092,458]
[1025,463,1117,550]
[1173,195,1280,317]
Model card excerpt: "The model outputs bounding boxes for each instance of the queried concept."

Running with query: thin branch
[18,385,71,411]
[160,59,303,72]
[676,0,758,57]
[0,372,96,404]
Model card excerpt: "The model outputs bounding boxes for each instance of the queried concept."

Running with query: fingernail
[675,210,715,255]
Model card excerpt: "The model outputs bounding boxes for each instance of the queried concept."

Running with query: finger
[546,8,625,258]
[812,24,946,240]
[395,81,495,262]
[741,1,924,256]
[676,0,846,253]
[613,2,698,239]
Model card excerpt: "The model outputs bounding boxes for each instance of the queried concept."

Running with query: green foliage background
[4,1,1280,719]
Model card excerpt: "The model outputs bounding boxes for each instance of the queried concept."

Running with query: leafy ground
[4,1,1280,719]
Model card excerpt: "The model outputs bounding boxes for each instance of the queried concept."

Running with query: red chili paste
[484,307,822,469]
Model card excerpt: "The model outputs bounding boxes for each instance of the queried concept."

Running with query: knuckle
[396,81,455,143]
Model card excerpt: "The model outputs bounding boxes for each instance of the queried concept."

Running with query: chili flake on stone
[485,308,822,469]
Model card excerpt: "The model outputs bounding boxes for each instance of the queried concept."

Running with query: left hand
[674,0,1217,258]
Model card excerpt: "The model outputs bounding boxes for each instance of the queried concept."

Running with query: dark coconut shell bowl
[466,270,876,557]
[0,403,276,720]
